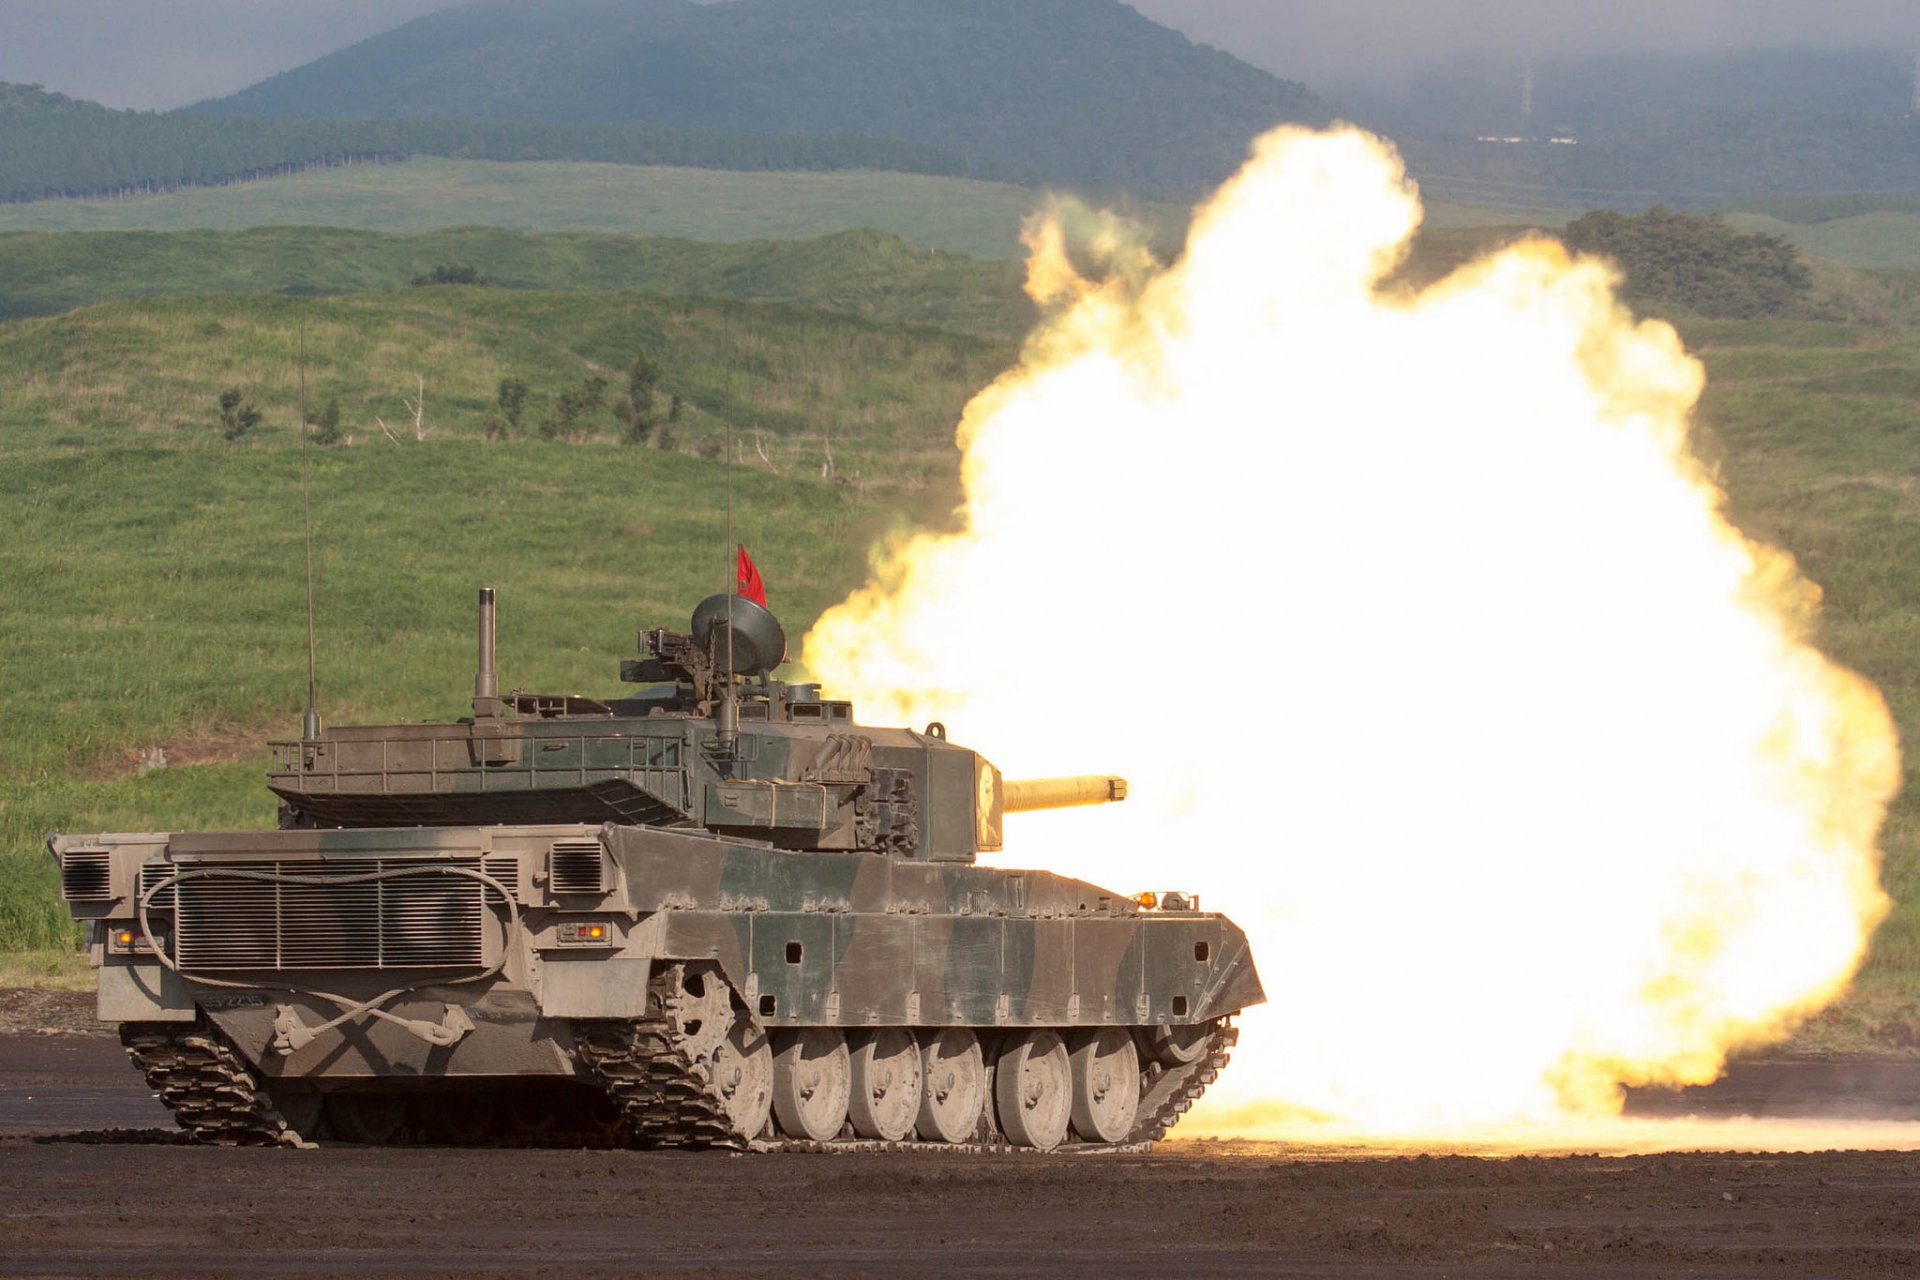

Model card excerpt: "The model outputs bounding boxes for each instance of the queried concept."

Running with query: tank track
[119,1014,1234,1154]
[120,1022,314,1149]
[573,1018,744,1150]
[575,1017,1236,1154]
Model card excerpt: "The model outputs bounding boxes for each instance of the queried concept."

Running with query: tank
[49,588,1263,1151]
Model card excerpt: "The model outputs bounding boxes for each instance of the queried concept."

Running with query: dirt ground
[4,1004,1920,1278]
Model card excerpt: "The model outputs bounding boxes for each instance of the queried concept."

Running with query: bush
[216,387,262,443]
[1561,206,1813,319]
[308,395,342,445]
[496,377,529,435]
[411,264,488,287]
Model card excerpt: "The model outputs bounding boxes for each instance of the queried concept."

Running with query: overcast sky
[5,0,1920,111]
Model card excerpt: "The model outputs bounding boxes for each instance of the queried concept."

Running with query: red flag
[736,544,767,608]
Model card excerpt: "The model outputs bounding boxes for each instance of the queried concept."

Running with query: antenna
[298,318,322,742]
[717,419,739,756]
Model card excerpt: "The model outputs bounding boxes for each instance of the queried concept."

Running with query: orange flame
[802,127,1899,1136]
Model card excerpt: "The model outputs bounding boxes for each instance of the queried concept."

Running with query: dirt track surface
[5,1030,1920,1278]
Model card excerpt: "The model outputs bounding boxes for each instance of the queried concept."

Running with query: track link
[120,1022,313,1148]
[1129,1021,1237,1144]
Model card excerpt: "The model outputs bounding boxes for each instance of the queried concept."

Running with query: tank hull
[59,823,1261,1151]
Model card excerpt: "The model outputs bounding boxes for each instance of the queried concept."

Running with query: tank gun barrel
[1002,775,1128,813]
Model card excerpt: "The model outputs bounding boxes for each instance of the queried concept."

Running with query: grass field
[1721,211,1920,271]
[0,226,1029,336]
[0,157,1191,261]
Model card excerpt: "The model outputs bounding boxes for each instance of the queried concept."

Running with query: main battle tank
[50,588,1263,1151]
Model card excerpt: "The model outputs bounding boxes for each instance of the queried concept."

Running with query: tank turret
[266,589,1121,861]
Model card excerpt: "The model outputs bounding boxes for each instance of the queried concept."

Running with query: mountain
[192,0,1325,192]
[1339,48,1920,209]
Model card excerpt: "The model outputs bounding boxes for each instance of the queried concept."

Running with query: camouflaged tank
[49,589,1263,1151]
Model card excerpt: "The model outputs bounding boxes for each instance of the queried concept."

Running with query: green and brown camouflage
[49,589,1263,1151]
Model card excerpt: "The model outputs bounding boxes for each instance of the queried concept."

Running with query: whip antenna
[298,317,322,742]
[718,419,739,755]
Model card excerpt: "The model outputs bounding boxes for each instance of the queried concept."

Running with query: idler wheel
[915,1028,985,1144]
[325,1090,408,1145]
[710,1010,774,1141]
[1067,1028,1141,1143]
[772,1028,851,1142]
[848,1028,923,1141]
[994,1029,1071,1151]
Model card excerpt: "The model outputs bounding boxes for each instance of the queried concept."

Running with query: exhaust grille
[481,854,519,893]
[138,862,177,910]
[60,849,112,902]
[548,840,605,894]
[174,858,485,971]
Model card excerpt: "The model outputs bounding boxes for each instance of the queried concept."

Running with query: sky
[4,0,1920,110]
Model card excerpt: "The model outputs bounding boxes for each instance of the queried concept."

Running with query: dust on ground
[2,1029,1920,1277]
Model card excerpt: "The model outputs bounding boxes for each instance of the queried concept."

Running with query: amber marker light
[555,920,614,946]
[108,927,155,956]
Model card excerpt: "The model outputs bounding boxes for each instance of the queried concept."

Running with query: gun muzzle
[1002,775,1128,813]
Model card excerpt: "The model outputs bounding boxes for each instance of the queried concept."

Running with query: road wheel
[1068,1028,1141,1143]
[772,1028,850,1141]
[915,1028,984,1143]
[994,1029,1071,1151]
[848,1028,922,1141]
[1148,1022,1212,1065]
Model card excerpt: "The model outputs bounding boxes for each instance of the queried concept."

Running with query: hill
[0,81,971,205]
[0,157,1194,262]
[194,0,1324,192]
[1350,49,1920,208]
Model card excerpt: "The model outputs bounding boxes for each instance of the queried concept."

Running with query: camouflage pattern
[49,591,1264,1149]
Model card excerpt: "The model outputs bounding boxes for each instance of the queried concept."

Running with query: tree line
[0,83,977,205]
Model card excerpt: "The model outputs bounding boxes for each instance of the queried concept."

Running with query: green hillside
[0,157,1184,261]
[1720,211,1920,272]
[0,81,972,204]
[0,225,1029,336]
[0,289,1010,474]
[195,0,1324,191]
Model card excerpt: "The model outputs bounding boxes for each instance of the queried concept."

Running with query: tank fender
[1192,918,1265,1022]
